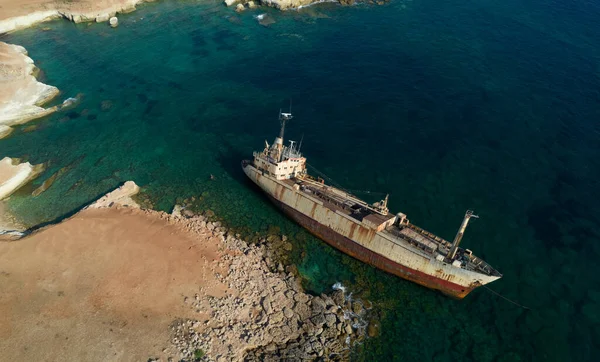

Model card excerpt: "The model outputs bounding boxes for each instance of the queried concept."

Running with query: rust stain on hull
[268,195,475,299]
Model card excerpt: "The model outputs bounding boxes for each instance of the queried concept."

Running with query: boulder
[248,1,257,8]
[325,313,337,328]
[367,321,380,337]
[109,17,118,28]
[283,307,294,319]
[351,301,364,315]
[311,297,326,314]
[331,290,345,305]
[294,293,309,304]
[310,313,326,326]
[270,311,284,324]
[345,324,353,335]
[96,14,110,23]
[171,204,184,218]
[262,296,273,314]
[224,0,238,6]
[236,3,245,12]
[293,302,311,319]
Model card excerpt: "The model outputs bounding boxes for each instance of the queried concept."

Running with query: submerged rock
[31,167,64,197]
[255,13,276,27]
[100,100,113,111]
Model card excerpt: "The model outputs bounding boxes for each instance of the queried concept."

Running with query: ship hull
[267,194,476,299]
[241,161,493,299]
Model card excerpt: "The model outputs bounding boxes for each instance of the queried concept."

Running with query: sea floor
[1,0,599,360]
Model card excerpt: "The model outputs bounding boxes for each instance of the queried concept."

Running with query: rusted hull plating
[241,161,494,299]
[267,195,476,299]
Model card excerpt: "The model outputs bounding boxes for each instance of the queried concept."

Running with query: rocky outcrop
[0,157,44,200]
[0,42,59,130]
[258,0,319,10]
[166,210,370,361]
[0,10,60,35]
[0,0,150,34]
[0,156,43,236]
[87,181,140,209]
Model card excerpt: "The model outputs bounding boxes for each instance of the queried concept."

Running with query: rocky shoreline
[0,42,60,134]
[161,203,371,361]
[0,181,372,361]
[0,0,148,34]
[0,0,383,358]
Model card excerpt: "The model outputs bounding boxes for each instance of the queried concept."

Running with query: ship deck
[284,175,501,278]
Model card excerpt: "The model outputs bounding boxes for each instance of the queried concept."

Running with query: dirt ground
[0,206,227,362]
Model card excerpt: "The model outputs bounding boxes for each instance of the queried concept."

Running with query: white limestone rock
[109,17,119,28]
[0,157,44,200]
[0,42,60,127]
[0,126,13,139]
[87,181,140,209]
[259,0,317,10]
[96,14,110,23]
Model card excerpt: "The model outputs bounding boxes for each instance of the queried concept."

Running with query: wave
[332,281,346,293]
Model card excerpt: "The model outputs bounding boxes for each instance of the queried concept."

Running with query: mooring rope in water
[482,284,531,310]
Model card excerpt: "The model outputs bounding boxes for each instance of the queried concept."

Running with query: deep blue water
[1,0,599,360]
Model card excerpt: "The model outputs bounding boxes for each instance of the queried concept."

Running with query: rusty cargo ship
[242,112,502,298]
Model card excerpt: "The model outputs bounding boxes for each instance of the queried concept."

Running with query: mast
[447,210,479,260]
[274,105,293,162]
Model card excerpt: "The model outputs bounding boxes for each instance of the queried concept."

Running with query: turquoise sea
[1,0,599,360]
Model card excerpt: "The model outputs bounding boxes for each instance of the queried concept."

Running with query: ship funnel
[447,210,479,260]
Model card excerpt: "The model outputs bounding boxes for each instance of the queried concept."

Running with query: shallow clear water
[1,0,600,360]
